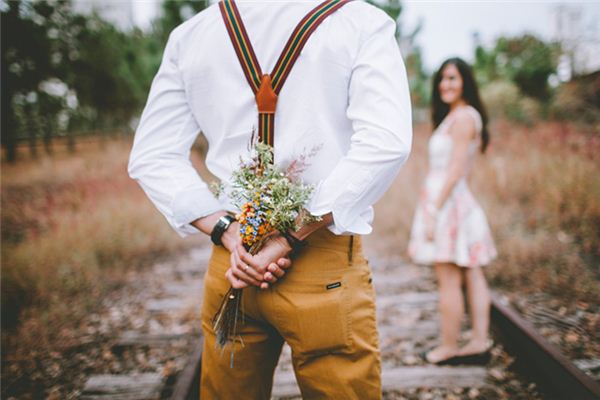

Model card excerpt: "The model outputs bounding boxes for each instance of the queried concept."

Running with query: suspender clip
[256,74,278,114]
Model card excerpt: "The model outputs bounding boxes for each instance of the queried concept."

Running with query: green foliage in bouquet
[230,142,321,250]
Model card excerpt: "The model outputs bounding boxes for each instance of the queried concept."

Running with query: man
[128,0,412,398]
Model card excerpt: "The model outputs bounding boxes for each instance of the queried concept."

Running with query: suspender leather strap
[219,0,351,152]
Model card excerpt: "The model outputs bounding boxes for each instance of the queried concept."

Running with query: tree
[67,16,144,129]
[474,34,560,101]
[495,35,560,100]
[1,0,54,161]
[154,0,209,45]
[400,20,429,108]
[2,0,178,162]
[366,0,402,25]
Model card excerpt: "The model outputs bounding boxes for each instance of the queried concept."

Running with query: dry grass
[1,138,209,369]
[364,119,600,306]
[2,120,598,388]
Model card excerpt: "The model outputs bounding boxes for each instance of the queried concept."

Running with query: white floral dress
[408,105,497,268]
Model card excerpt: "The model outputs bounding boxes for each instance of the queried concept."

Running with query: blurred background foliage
[1,0,208,162]
[2,0,598,163]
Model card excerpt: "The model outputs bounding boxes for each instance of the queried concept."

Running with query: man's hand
[222,224,292,289]
[231,234,293,289]
[191,212,293,289]
[225,257,291,289]
[203,210,335,289]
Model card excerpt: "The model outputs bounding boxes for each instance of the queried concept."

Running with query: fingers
[263,269,277,283]
[236,243,266,276]
[237,243,257,266]
[232,265,263,286]
[227,242,294,289]
[262,262,286,286]
[225,268,249,289]
[268,263,286,279]
[237,242,254,263]
[233,248,264,282]
[230,252,262,287]
[267,257,291,280]
[227,265,271,290]
[262,257,292,283]
[426,230,434,242]
[276,257,292,270]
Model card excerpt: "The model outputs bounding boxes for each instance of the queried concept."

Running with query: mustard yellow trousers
[200,227,381,399]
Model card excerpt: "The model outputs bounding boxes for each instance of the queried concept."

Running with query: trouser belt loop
[348,235,354,265]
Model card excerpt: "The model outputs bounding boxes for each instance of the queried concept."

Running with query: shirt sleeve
[127,29,223,238]
[306,7,413,235]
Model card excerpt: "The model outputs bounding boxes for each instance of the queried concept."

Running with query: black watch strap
[281,230,307,259]
[211,215,235,246]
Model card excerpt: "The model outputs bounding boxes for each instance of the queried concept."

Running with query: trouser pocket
[292,275,351,357]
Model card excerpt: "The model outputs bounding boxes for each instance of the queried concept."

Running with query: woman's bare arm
[432,111,476,211]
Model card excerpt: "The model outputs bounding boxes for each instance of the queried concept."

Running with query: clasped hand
[222,225,293,290]
[424,209,436,242]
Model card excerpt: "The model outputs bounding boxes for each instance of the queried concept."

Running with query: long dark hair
[431,57,490,153]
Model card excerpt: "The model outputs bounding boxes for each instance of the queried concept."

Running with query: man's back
[176,0,380,151]
[131,0,411,237]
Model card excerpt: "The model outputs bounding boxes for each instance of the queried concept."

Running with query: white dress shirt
[128,0,412,238]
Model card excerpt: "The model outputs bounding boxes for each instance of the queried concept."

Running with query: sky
[401,1,600,73]
[132,0,600,74]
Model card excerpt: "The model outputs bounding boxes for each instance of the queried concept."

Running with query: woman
[408,57,497,365]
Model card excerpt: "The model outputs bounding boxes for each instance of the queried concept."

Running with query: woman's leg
[426,262,464,363]
[460,266,491,355]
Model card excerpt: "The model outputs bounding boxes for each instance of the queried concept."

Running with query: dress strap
[446,105,482,137]
[219,0,352,152]
[463,105,483,134]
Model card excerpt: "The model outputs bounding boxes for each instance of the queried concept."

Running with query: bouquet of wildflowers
[211,139,321,365]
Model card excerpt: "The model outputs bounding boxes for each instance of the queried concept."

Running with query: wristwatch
[210,215,236,246]
[280,230,307,259]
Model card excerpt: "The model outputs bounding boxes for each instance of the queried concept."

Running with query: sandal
[420,349,459,366]
[446,341,494,365]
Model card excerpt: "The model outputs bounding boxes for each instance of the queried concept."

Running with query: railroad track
[79,247,600,399]
[491,295,600,399]
[78,246,210,399]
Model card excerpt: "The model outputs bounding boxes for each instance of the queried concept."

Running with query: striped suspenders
[219,0,351,152]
